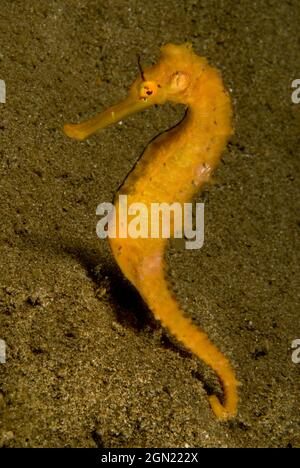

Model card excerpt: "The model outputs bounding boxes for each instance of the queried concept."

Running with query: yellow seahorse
[64,43,239,420]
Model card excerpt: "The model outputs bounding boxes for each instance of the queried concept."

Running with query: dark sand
[0,0,300,448]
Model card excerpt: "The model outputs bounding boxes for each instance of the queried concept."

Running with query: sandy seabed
[0,0,299,448]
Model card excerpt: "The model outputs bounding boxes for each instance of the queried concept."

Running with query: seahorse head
[63,43,210,140]
[132,43,208,106]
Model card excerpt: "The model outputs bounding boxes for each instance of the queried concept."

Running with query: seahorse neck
[175,79,232,168]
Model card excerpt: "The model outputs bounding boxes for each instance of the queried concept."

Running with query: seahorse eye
[139,81,158,101]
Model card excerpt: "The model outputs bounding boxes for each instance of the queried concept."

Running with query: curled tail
[110,237,238,420]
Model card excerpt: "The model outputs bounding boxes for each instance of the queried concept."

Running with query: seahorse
[64,43,238,420]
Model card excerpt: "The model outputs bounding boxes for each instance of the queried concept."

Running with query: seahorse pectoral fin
[63,94,152,141]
